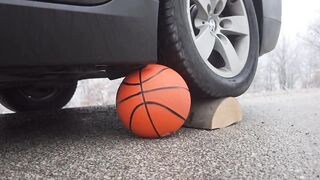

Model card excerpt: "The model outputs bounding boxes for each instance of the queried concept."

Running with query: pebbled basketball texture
[116,64,191,138]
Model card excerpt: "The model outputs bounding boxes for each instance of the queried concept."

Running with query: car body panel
[0,0,158,67]
[255,0,282,55]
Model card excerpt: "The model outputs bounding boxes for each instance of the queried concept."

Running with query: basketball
[116,64,191,138]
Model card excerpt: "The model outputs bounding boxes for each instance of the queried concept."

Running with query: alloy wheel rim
[187,0,250,78]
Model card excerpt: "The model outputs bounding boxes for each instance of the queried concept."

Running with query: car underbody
[0,0,281,86]
[0,0,281,112]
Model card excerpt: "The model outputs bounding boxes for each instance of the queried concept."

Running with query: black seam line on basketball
[129,102,145,131]
[117,86,189,106]
[127,101,187,132]
[145,101,187,122]
[139,69,161,137]
[122,68,170,86]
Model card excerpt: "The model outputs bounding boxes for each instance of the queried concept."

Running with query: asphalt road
[0,90,320,179]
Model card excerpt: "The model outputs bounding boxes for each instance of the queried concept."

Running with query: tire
[0,82,77,112]
[158,0,259,97]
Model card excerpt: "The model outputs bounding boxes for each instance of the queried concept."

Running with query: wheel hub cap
[208,18,217,34]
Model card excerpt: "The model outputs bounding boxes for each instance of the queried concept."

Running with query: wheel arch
[251,0,282,56]
[252,0,263,52]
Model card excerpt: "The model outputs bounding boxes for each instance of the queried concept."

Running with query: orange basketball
[116,64,191,138]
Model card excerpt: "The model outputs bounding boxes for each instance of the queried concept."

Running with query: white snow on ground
[0,79,319,114]
[0,107,10,114]
[67,78,123,107]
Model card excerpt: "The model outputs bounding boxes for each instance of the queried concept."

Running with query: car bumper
[0,0,158,67]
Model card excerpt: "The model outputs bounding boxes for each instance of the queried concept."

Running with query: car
[0,0,281,112]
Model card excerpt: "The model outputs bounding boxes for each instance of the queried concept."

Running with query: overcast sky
[282,0,320,37]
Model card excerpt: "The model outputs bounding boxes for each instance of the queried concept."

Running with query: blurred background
[247,0,320,95]
[1,0,319,113]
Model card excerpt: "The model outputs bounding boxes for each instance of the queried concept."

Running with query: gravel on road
[0,90,320,179]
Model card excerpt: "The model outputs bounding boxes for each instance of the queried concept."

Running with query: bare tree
[302,17,320,88]
[267,36,300,90]
[251,56,277,92]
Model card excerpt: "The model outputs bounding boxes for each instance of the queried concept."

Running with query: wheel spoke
[214,33,242,72]
[220,16,249,36]
[195,27,216,60]
[194,18,206,29]
[213,0,227,15]
[194,0,212,16]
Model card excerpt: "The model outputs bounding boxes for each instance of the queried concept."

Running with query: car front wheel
[158,0,259,97]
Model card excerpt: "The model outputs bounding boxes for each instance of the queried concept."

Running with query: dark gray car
[0,0,281,112]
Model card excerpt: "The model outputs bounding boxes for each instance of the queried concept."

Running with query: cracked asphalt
[0,90,320,179]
